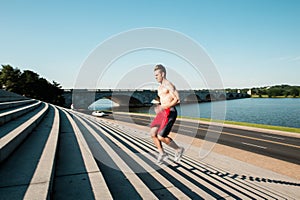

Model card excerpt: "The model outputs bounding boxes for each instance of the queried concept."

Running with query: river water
[91,98,300,128]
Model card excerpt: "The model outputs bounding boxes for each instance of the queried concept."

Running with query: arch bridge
[63,89,250,109]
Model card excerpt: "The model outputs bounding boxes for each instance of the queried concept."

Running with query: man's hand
[154,104,164,114]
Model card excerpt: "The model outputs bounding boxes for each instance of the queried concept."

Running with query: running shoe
[157,153,168,164]
[174,147,184,162]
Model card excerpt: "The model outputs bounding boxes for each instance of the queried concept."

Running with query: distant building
[247,89,252,95]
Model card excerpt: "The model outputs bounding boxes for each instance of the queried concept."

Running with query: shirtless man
[150,64,184,163]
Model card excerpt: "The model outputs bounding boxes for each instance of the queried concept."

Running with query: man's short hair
[154,64,166,76]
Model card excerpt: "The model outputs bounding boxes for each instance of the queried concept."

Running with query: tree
[0,65,22,93]
[267,87,283,97]
[0,65,65,106]
[290,87,300,97]
[283,90,290,97]
[19,70,40,97]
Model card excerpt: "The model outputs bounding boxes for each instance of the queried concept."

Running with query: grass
[128,110,300,134]
[133,112,300,133]
[177,116,300,133]
[251,95,269,98]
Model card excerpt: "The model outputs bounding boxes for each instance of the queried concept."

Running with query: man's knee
[157,135,164,141]
[158,135,171,144]
[150,127,158,138]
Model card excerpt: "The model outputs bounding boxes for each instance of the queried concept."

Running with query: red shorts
[150,107,177,137]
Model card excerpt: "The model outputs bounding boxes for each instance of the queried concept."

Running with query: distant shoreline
[251,95,300,98]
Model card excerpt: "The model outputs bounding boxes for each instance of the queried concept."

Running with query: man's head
[154,64,166,83]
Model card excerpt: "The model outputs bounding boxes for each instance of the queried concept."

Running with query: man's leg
[150,127,163,154]
[150,127,169,163]
[157,135,179,149]
[158,135,184,162]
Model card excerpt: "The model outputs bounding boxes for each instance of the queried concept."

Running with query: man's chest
[158,85,170,97]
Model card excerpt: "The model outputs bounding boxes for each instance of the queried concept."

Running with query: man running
[150,64,184,163]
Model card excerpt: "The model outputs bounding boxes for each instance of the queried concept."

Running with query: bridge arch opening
[88,97,119,111]
[183,94,201,103]
[218,94,226,100]
[227,93,234,99]
[205,94,211,101]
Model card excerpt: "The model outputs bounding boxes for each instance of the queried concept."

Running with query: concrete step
[0,99,36,111]
[0,89,28,102]
[52,109,112,199]
[0,103,46,139]
[0,102,48,162]
[0,104,56,199]
[71,112,156,199]
[23,105,60,199]
[0,100,42,126]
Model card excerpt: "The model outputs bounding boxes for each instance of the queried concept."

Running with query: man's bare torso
[158,79,179,109]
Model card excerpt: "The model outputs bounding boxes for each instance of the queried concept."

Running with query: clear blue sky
[1,0,299,89]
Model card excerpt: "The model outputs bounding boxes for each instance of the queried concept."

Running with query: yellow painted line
[114,114,300,149]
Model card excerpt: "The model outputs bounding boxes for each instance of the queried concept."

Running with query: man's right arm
[161,82,180,109]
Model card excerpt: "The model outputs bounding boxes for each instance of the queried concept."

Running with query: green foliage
[251,85,300,98]
[0,65,22,93]
[267,87,283,97]
[290,87,300,97]
[0,64,65,106]
[267,85,300,97]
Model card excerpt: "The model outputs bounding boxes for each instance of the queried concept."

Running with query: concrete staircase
[0,94,298,199]
[0,89,29,103]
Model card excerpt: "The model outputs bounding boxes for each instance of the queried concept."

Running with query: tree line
[251,85,300,97]
[226,85,300,98]
[0,65,65,106]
